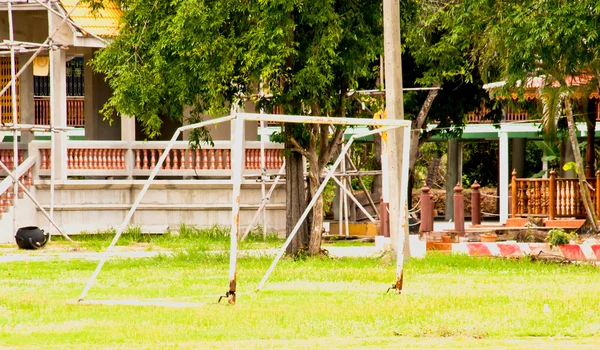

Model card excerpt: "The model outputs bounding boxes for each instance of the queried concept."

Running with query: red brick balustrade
[244,149,283,170]
[134,148,231,170]
[39,149,127,170]
[38,146,284,173]
[0,150,25,169]
[0,167,34,217]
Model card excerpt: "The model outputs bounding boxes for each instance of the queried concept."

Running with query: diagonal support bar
[239,161,286,241]
[78,115,235,302]
[0,0,83,99]
[0,160,72,242]
[330,175,376,224]
[256,126,400,292]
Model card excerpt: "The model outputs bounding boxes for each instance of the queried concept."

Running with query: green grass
[1,249,600,348]
[43,224,284,252]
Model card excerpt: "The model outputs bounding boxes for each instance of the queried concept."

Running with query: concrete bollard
[471,180,481,226]
[453,182,465,235]
[420,183,433,232]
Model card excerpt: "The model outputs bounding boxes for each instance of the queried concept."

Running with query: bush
[546,228,577,248]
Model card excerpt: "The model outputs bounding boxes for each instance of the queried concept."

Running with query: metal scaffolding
[0,0,79,241]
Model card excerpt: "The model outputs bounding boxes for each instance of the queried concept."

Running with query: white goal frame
[77,112,411,305]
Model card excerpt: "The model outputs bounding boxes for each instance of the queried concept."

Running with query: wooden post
[420,183,433,232]
[549,170,556,220]
[471,181,481,226]
[379,197,390,237]
[511,169,517,218]
[453,182,465,235]
[596,170,600,217]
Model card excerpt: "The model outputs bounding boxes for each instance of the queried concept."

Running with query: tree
[91,0,383,255]
[427,0,600,229]
[400,4,499,196]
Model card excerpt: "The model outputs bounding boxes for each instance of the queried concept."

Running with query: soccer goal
[77,112,411,306]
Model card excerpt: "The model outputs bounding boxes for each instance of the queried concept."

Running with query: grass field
[1,232,600,348]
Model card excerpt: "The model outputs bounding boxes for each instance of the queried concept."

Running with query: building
[0,1,286,243]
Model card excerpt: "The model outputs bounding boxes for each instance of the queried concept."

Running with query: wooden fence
[511,170,600,220]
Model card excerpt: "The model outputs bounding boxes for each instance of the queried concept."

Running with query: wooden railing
[34,96,85,127]
[466,108,532,123]
[511,170,600,220]
[466,105,600,123]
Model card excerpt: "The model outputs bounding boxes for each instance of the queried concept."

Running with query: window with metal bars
[34,57,84,97]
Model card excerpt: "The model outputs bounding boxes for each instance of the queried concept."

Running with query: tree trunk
[307,167,324,255]
[585,99,597,178]
[564,98,598,231]
[285,147,309,255]
[426,156,440,187]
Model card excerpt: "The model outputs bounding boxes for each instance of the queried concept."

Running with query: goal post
[77,112,411,304]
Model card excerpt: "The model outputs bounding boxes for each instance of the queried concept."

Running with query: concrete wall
[84,48,121,140]
[0,190,38,244]
[30,181,286,235]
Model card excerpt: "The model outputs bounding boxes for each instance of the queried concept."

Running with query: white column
[19,53,35,145]
[49,21,68,181]
[121,115,135,179]
[499,132,509,224]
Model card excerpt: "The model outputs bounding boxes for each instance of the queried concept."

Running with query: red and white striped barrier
[451,242,600,261]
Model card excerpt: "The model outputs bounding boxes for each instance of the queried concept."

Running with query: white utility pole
[383,0,410,293]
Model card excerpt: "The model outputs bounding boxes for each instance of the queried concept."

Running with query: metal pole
[49,0,56,221]
[50,127,55,219]
[226,114,244,304]
[7,1,18,237]
[259,118,267,238]
[0,0,83,99]
[256,138,356,292]
[78,115,234,301]
[31,0,109,46]
[342,154,350,236]
[338,146,343,236]
[240,161,286,241]
[256,126,399,291]
[345,153,379,216]
[240,113,408,127]
[330,175,376,224]
[0,160,72,241]
[395,125,411,293]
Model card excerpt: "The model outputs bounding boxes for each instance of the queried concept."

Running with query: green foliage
[322,178,336,216]
[462,142,499,187]
[525,141,544,178]
[563,162,579,175]
[94,0,384,143]
[546,228,577,248]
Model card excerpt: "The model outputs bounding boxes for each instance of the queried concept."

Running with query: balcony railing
[511,170,600,220]
[34,96,85,127]
[27,140,285,180]
[467,105,600,123]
